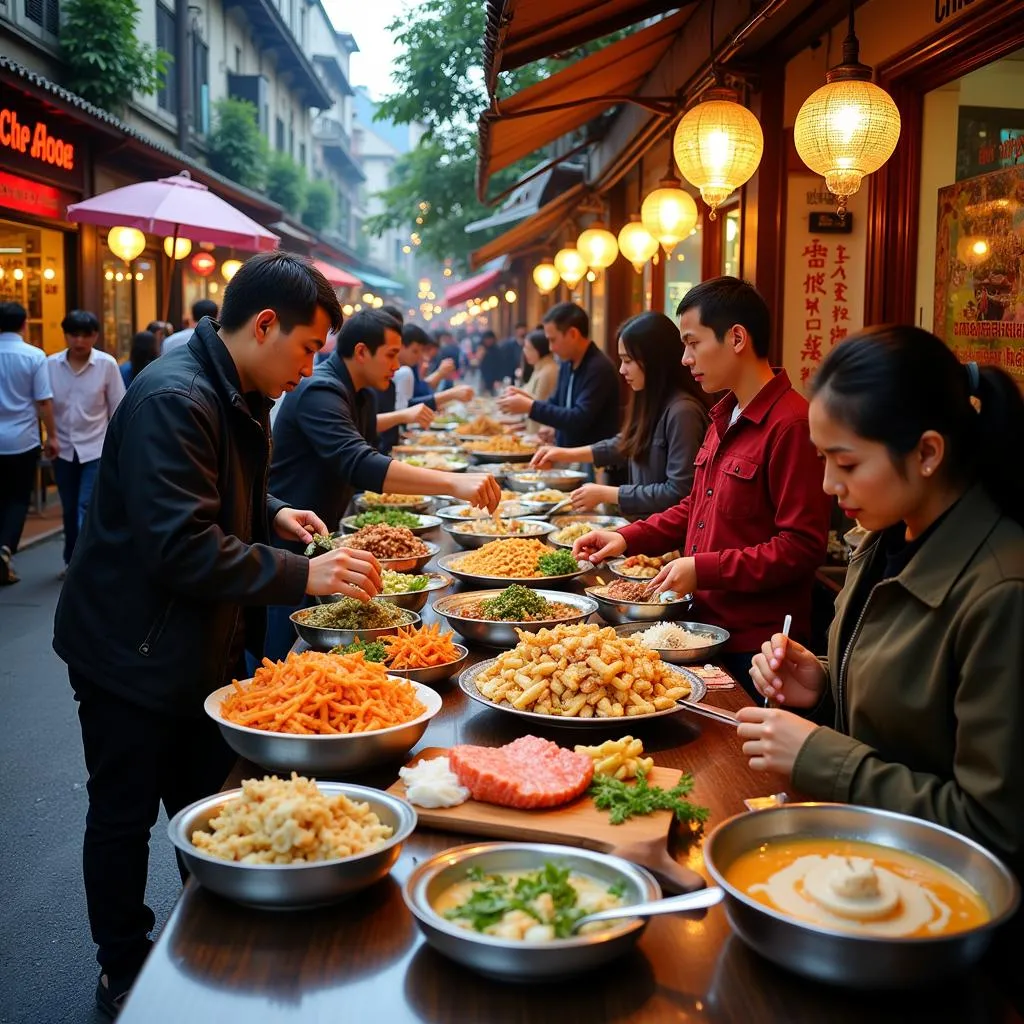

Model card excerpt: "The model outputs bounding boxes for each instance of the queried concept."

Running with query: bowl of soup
[703,803,1020,989]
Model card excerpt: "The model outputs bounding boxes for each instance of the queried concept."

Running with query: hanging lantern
[532,261,560,295]
[554,248,587,288]
[576,223,619,271]
[793,11,900,220]
[191,252,216,277]
[221,258,243,282]
[617,217,660,273]
[163,236,192,260]
[504,289,517,304]
[107,226,146,263]
[641,169,699,256]
[674,85,763,220]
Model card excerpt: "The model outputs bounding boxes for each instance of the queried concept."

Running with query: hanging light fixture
[163,236,192,260]
[576,222,618,272]
[504,289,517,304]
[617,216,660,273]
[221,258,243,282]
[532,261,560,295]
[107,226,146,264]
[641,144,699,255]
[793,0,900,219]
[554,248,587,288]
[191,252,216,277]
[342,303,354,316]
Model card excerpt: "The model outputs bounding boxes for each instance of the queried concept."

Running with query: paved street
[0,538,181,1024]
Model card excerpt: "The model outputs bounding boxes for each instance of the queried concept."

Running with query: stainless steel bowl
[434,501,542,522]
[428,421,460,431]
[391,445,461,457]
[340,513,443,537]
[355,495,431,513]
[374,572,453,613]
[203,681,443,775]
[606,556,674,582]
[437,551,595,590]
[466,449,536,464]
[704,803,1020,989]
[432,589,599,647]
[505,470,587,493]
[169,783,417,910]
[384,644,470,686]
[403,842,661,980]
[585,586,691,625]
[547,515,630,549]
[395,456,471,473]
[613,621,730,664]
[334,539,440,574]
[290,607,421,651]
[443,519,558,550]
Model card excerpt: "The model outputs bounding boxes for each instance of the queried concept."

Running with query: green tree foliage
[302,179,337,232]
[61,0,169,115]
[265,152,307,216]
[207,98,267,191]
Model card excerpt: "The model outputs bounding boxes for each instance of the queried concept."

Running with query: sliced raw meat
[449,735,594,809]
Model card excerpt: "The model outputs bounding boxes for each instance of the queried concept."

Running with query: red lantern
[191,251,216,277]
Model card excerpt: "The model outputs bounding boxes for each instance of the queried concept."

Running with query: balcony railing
[313,115,351,151]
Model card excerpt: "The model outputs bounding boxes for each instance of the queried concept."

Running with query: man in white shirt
[0,302,59,584]
[161,298,218,355]
[48,310,125,572]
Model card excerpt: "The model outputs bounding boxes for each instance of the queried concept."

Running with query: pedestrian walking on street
[0,301,59,584]
[52,252,383,1019]
[161,298,218,355]
[47,310,125,575]
[119,329,162,388]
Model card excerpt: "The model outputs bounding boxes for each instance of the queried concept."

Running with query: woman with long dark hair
[531,311,709,514]
[119,330,161,388]
[521,328,558,434]
[737,325,1024,877]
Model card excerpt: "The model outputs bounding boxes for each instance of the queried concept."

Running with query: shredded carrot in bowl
[382,622,461,670]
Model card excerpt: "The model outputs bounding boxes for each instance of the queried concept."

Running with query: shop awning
[465,162,585,234]
[477,9,688,199]
[354,268,406,293]
[470,182,590,269]
[444,268,503,308]
[313,259,361,288]
[484,0,690,91]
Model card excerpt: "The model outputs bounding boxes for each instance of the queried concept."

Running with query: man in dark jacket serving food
[52,253,382,1018]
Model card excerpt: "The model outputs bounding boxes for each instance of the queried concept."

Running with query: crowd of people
[2,252,1022,1016]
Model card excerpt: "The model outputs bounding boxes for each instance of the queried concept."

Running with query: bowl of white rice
[613,621,730,664]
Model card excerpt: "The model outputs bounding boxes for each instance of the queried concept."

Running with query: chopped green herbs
[297,599,410,631]
[329,637,388,662]
[303,533,335,557]
[479,584,550,621]
[589,768,710,829]
[536,549,581,576]
[351,510,423,529]
[381,570,430,594]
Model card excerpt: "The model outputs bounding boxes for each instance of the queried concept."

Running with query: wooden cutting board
[386,746,682,853]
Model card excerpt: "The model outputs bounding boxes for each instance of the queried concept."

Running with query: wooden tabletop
[119,519,1020,1023]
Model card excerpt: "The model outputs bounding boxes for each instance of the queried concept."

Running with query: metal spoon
[570,886,724,933]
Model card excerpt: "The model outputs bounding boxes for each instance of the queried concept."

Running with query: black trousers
[0,447,39,553]
[70,670,237,982]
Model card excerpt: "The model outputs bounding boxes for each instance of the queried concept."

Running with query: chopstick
[765,614,793,708]
[677,700,738,727]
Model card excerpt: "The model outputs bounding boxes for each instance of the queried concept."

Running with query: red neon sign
[0,107,75,170]
[0,169,63,219]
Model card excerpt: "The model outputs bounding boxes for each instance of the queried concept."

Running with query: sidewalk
[20,487,64,549]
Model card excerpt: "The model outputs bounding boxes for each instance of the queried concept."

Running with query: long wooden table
[119,521,1021,1023]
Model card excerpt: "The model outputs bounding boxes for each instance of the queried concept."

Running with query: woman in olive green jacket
[738,325,1024,878]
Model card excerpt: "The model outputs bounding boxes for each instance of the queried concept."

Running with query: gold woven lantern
[641,164,698,256]
[107,226,146,263]
[532,261,561,294]
[617,217,660,273]
[793,7,901,219]
[576,223,619,271]
[554,248,587,288]
[673,85,763,220]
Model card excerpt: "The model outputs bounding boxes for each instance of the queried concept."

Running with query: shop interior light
[104,270,114,281]
[354,303,363,312]
[443,267,453,277]
[468,303,482,316]
[641,149,699,255]
[586,270,597,283]
[532,261,561,295]
[576,223,619,271]
[221,259,243,282]
[617,216,660,272]
[554,248,587,288]
[163,236,192,260]
[191,252,216,277]
[107,226,146,264]
[115,272,124,282]
[342,303,355,316]
[504,289,517,303]
[136,273,145,281]
[372,297,384,309]
[13,267,25,281]
[43,267,56,281]
[793,1,900,219]
[362,292,375,303]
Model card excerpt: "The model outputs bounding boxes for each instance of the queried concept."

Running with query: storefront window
[0,217,67,353]
[721,207,741,278]
[101,243,158,360]
[587,270,606,349]
[664,220,703,316]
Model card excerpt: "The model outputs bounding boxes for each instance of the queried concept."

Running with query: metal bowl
[340,513,443,537]
[391,445,461,457]
[703,803,1021,989]
[505,470,588,493]
[443,519,558,550]
[434,501,543,522]
[169,783,417,910]
[432,589,599,647]
[355,494,431,513]
[374,572,453,613]
[612,621,730,664]
[383,644,470,686]
[291,607,421,651]
[547,515,630,549]
[585,586,692,625]
[334,539,440,574]
[202,680,443,775]
[403,842,661,980]
[460,659,705,727]
[436,550,595,590]
[427,421,461,431]
[466,449,536,464]
[395,456,471,473]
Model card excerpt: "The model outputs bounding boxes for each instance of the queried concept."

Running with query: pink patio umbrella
[66,170,280,319]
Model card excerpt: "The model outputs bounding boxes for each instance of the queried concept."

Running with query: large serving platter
[436,550,594,589]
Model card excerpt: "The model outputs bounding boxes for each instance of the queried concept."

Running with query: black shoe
[95,973,133,1020]
[0,545,17,585]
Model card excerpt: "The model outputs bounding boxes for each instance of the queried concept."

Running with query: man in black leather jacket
[52,252,383,1019]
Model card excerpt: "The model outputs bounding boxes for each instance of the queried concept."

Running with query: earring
[924,467,932,476]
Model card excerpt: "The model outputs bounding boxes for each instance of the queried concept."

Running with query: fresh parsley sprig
[589,768,710,829]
